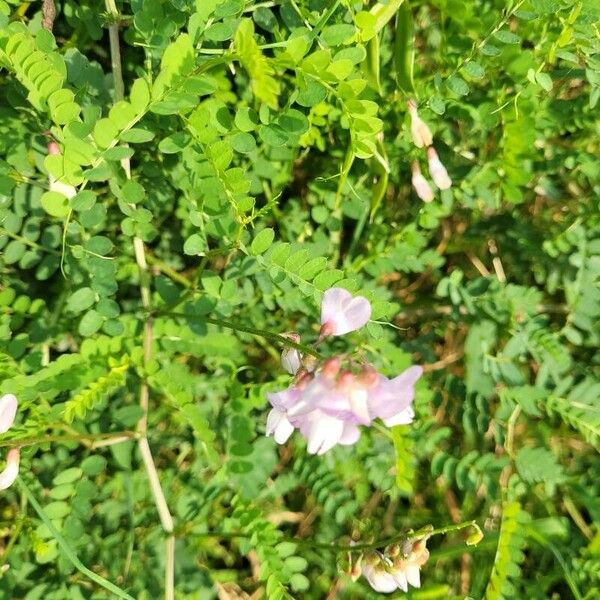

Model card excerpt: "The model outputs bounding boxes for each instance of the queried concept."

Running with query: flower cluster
[266,288,423,455]
[0,393,19,491]
[361,538,430,593]
[407,99,452,202]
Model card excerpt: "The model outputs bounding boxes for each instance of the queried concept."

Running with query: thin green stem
[194,520,480,553]
[0,430,137,449]
[158,310,321,358]
[17,478,136,600]
[0,228,61,255]
[527,528,583,600]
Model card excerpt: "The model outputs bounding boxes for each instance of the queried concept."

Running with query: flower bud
[358,366,378,387]
[281,348,301,374]
[411,162,434,203]
[337,370,355,391]
[427,147,452,190]
[408,99,433,148]
[321,357,342,378]
[350,561,362,582]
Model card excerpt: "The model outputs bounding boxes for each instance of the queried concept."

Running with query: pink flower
[320,288,371,337]
[408,99,433,148]
[0,448,20,491]
[265,362,422,454]
[411,162,434,202]
[427,147,452,190]
[0,394,17,434]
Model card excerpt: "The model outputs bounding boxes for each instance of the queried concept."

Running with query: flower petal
[363,566,399,593]
[339,423,361,446]
[320,288,371,336]
[383,406,414,427]
[0,394,18,434]
[405,564,421,588]
[369,366,423,421]
[306,413,344,455]
[392,569,409,592]
[0,448,20,491]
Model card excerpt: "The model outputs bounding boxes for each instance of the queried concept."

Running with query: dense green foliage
[1,0,599,598]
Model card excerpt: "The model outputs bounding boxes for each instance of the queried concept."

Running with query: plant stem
[17,478,136,600]
[104,4,175,598]
[158,310,321,358]
[0,430,137,449]
[193,520,481,553]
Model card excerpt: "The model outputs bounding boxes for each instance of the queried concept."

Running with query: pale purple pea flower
[266,362,422,455]
[407,99,433,149]
[427,147,452,190]
[320,287,371,337]
[362,539,429,593]
[411,162,434,203]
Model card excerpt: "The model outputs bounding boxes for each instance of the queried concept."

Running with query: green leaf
[258,124,288,146]
[41,191,70,217]
[515,447,564,484]
[183,234,207,256]
[464,60,485,79]
[235,19,280,108]
[78,309,104,336]
[493,30,521,44]
[230,132,256,153]
[67,287,96,313]
[446,75,469,96]
[250,228,275,255]
[535,71,553,91]
[120,128,155,143]
[70,190,96,212]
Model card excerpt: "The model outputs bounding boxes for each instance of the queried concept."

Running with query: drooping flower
[48,141,77,199]
[0,393,19,491]
[427,147,452,190]
[0,393,18,434]
[280,332,302,375]
[320,287,372,337]
[407,99,433,148]
[362,539,430,593]
[411,162,434,203]
[0,448,20,491]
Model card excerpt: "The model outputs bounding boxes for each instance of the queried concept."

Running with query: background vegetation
[0,0,599,598]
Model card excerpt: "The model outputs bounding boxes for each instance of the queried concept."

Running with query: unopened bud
[427,147,452,190]
[408,99,433,148]
[337,370,355,390]
[321,357,341,378]
[350,561,362,581]
[358,366,378,387]
[319,321,335,339]
[281,348,301,374]
[411,162,434,203]
[387,544,400,558]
